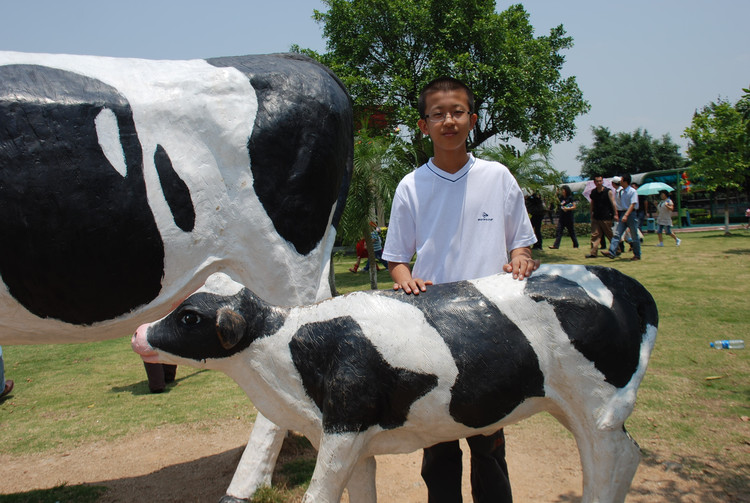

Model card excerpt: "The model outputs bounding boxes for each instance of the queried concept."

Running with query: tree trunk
[328,252,339,297]
[724,197,731,235]
[362,224,378,290]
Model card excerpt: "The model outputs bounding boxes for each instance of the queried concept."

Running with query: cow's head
[132,273,286,365]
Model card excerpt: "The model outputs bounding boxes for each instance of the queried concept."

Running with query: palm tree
[339,130,415,289]
[476,144,564,193]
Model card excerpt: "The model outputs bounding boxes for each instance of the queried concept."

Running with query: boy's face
[418,89,478,155]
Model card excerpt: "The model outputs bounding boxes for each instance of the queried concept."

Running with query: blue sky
[1,0,748,176]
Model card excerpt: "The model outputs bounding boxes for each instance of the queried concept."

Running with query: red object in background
[355,239,368,258]
[681,171,691,192]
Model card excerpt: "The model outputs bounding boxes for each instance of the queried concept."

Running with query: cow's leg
[221,413,286,502]
[303,432,368,503]
[345,455,377,503]
[572,425,640,503]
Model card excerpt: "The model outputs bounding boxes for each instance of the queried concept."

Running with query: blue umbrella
[636,182,674,196]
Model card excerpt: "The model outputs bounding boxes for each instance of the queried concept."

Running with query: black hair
[622,173,632,184]
[418,77,475,118]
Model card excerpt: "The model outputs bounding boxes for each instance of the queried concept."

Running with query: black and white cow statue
[0,50,352,501]
[133,263,659,503]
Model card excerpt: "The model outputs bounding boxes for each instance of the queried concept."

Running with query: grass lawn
[0,228,748,499]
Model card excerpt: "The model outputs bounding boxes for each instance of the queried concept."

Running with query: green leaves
[577,126,686,178]
[311,0,589,150]
[683,97,750,193]
[476,144,563,193]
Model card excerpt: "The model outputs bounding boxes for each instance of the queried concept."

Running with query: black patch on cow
[0,64,165,325]
[289,316,438,434]
[524,267,657,388]
[206,54,353,255]
[148,288,287,361]
[379,284,546,429]
[154,144,195,232]
[586,265,659,335]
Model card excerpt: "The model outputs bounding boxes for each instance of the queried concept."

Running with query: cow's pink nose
[131,324,160,362]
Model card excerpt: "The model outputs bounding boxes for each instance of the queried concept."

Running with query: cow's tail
[597,273,658,431]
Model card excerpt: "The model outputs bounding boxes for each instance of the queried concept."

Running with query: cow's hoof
[219,495,248,503]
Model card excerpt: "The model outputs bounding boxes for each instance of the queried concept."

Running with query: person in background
[382,76,538,503]
[655,190,681,247]
[585,175,617,258]
[525,191,546,250]
[363,221,388,272]
[631,182,647,231]
[0,346,14,400]
[349,238,368,273]
[603,173,641,261]
[549,185,579,249]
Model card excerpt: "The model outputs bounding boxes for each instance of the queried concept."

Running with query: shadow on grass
[698,232,750,239]
[0,434,315,503]
[110,369,209,396]
[637,449,750,502]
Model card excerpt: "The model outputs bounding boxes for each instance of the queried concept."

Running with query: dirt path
[2,417,737,502]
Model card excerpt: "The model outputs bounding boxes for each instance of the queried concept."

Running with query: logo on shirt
[478,212,494,222]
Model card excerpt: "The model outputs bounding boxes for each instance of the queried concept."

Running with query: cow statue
[0,51,352,501]
[133,263,659,503]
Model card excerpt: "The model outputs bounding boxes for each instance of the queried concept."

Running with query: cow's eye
[181,312,202,326]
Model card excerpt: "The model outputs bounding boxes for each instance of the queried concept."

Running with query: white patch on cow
[597,324,657,430]
[538,264,614,307]
[94,107,127,177]
[201,272,245,297]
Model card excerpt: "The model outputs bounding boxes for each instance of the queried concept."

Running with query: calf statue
[0,51,352,501]
[133,264,658,503]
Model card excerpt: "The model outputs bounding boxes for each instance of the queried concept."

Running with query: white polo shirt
[382,155,537,284]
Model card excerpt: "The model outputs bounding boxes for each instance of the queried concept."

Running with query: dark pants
[422,429,512,503]
[553,214,578,248]
[363,250,388,271]
[530,214,543,249]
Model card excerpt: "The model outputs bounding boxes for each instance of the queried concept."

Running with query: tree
[476,144,563,193]
[577,126,686,178]
[683,97,750,234]
[338,129,414,289]
[302,1,589,158]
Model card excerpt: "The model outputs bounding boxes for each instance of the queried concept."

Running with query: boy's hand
[388,262,432,294]
[504,247,540,280]
[393,278,433,295]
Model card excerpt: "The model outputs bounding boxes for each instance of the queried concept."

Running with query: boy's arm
[388,262,432,295]
[503,247,540,281]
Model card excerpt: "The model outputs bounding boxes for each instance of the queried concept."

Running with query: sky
[1,0,748,177]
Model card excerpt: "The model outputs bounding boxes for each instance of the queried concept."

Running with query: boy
[382,77,539,503]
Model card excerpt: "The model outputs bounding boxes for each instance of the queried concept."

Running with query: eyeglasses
[424,110,470,123]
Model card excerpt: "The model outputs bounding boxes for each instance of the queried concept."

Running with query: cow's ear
[216,307,246,350]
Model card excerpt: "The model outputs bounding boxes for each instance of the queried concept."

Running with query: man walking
[585,176,617,258]
[603,174,641,261]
